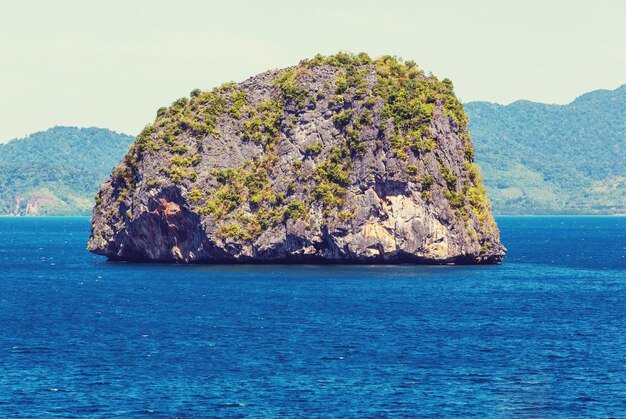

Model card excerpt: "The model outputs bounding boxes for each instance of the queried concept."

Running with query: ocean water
[0,216,624,418]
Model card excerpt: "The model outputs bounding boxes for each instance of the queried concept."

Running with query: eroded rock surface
[89,53,506,263]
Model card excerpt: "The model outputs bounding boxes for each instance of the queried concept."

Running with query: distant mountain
[0,127,134,215]
[466,84,626,214]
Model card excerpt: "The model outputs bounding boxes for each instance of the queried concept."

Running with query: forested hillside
[0,127,134,215]
[467,84,625,214]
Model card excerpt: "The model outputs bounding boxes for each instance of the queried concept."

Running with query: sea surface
[0,216,624,417]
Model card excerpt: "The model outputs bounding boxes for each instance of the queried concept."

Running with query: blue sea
[0,216,624,417]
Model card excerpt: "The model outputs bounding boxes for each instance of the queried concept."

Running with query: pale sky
[1,0,624,142]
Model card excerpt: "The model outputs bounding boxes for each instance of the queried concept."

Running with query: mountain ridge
[0,126,134,215]
[0,125,133,145]
[465,83,625,214]
[467,83,626,108]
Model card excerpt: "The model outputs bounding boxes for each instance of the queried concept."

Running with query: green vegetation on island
[89,52,505,263]
[109,52,496,244]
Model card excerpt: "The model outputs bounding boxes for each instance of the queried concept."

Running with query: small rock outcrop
[89,53,506,263]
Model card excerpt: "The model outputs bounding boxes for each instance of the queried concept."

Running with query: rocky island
[89,53,505,263]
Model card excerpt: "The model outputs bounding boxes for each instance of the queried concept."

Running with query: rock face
[89,53,506,263]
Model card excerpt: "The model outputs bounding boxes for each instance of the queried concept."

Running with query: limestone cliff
[89,53,506,263]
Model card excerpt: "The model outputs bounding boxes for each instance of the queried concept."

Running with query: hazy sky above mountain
[1,0,624,142]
